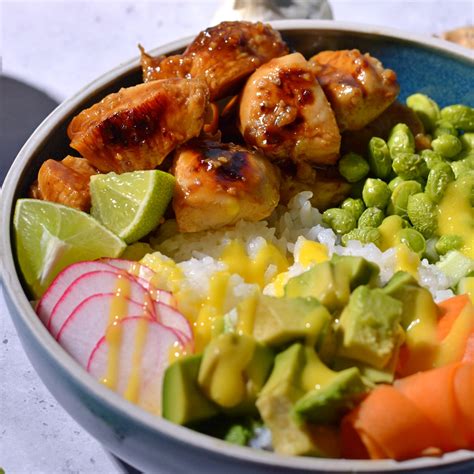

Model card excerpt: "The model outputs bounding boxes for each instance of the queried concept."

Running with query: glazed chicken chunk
[31,156,98,211]
[239,52,341,165]
[141,21,288,101]
[67,78,209,173]
[310,49,399,131]
[172,140,280,232]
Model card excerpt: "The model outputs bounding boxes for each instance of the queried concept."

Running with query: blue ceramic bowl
[1,21,473,473]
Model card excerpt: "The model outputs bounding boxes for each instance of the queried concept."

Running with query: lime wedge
[90,170,175,244]
[14,199,126,299]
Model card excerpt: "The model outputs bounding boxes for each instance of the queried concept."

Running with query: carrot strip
[341,385,441,460]
[341,363,474,460]
[395,363,468,451]
[437,294,470,340]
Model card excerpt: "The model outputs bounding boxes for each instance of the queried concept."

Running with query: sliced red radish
[36,260,117,325]
[153,302,193,345]
[57,294,154,367]
[88,316,184,414]
[48,270,154,338]
[103,258,176,306]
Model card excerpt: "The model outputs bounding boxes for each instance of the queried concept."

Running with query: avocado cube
[382,271,418,298]
[338,286,403,368]
[436,250,474,286]
[331,255,380,290]
[198,333,273,412]
[458,276,474,303]
[253,295,331,347]
[293,367,368,424]
[162,354,219,425]
[333,357,394,384]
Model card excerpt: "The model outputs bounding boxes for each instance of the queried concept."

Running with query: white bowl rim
[1,19,473,472]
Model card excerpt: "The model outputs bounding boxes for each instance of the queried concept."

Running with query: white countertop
[1,1,472,473]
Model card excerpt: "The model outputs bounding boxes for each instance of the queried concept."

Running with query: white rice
[153,191,454,302]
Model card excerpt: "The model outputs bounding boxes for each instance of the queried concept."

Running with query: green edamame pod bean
[424,238,439,263]
[362,178,391,209]
[392,152,428,180]
[397,228,426,255]
[433,120,458,138]
[435,234,463,255]
[431,135,463,159]
[358,207,385,228]
[406,93,440,132]
[388,180,423,216]
[367,137,392,179]
[341,198,365,221]
[387,123,415,158]
[460,133,474,152]
[388,176,404,191]
[322,208,357,235]
[341,228,381,247]
[425,162,455,203]
[421,149,444,170]
[338,153,370,183]
[440,104,474,131]
[407,193,438,238]
[451,157,474,179]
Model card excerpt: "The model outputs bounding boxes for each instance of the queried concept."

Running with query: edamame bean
[341,198,365,221]
[435,234,463,255]
[421,149,444,170]
[388,176,404,191]
[338,153,370,183]
[407,193,438,238]
[392,152,428,180]
[424,238,439,263]
[388,123,415,157]
[440,104,474,131]
[362,178,391,209]
[322,208,357,235]
[425,162,455,203]
[431,135,463,159]
[398,228,426,255]
[451,156,474,179]
[406,93,440,132]
[358,207,385,228]
[460,133,474,152]
[432,120,458,138]
[341,228,381,247]
[368,137,392,179]
[388,180,423,216]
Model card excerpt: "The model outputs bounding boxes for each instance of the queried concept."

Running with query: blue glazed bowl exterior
[2,20,474,473]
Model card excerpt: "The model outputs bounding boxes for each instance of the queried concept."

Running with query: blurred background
[0,1,472,473]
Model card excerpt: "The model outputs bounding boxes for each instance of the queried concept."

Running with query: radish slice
[103,258,176,306]
[36,260,117,325]
[49,270,154,338]
[88,316,184,414]
[57,294,153,367]
[153,301,193,344]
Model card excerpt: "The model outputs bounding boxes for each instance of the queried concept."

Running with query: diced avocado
[458,276,474,303]
[256,344,338,456]
[285,258,378,312]
[293,367,368,424]
[285,261,341,310]
[337,286,403,368]
[162,354,218,425]
[333,357,394,384]
[437,250,474,286]
[331,255,380,290]
[198,333,273,413]
[253,295,331,347]
[382,271,418,297]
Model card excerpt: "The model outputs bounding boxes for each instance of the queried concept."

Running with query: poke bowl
[1,20,474,473]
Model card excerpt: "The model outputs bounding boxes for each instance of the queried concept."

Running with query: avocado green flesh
[253,295,331,346]
[293,367,368,424]
[338,286,403,368]
[162,355,218,425]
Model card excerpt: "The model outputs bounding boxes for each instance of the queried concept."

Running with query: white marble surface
[1,1,472,473]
